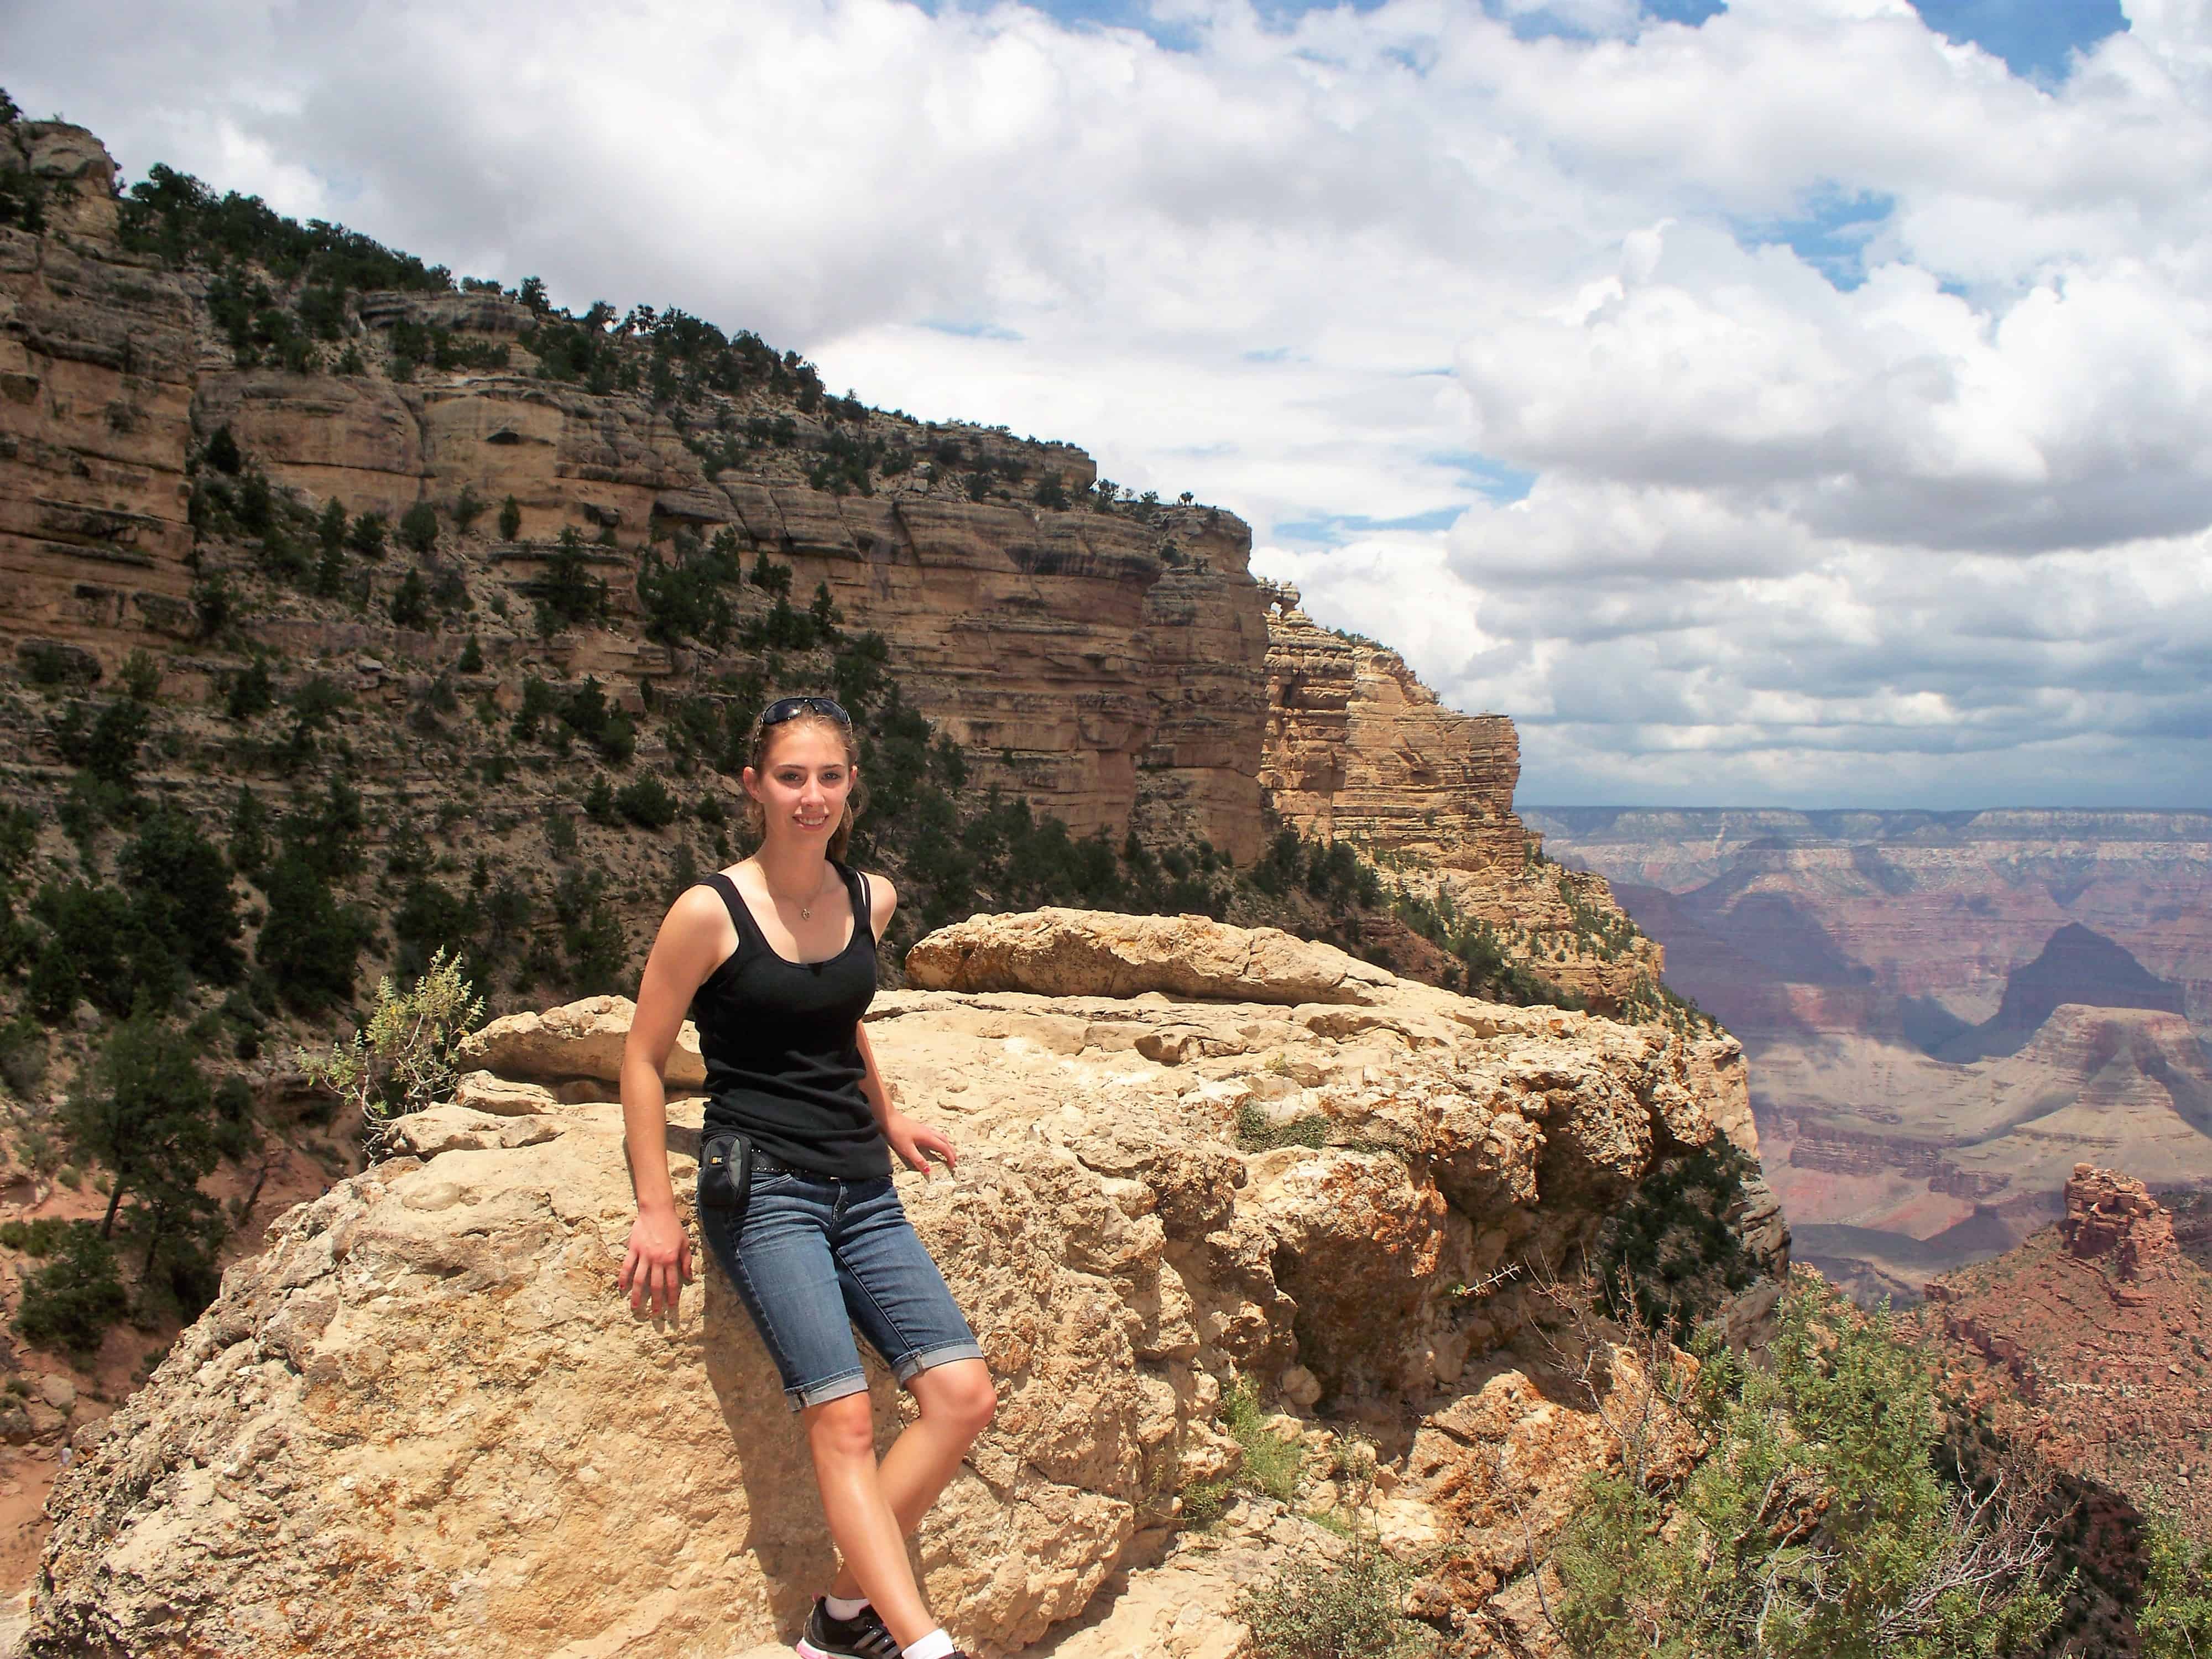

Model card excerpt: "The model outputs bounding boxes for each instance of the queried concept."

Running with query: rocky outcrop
[1259,586,1521,874]
[1260,586,1663,1010]
[29,912,1775,1657]
[2059,1164,2182,1281]
[1917,1165,2212,1538]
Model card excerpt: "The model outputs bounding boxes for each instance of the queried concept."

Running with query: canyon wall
[1533,808,2212,1300]
[1263,587,1665,1008]
[2,122,1270,863]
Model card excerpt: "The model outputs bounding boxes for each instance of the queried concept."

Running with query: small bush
[498,494,522,540]
[346,511,388,559]
[1237,1541,1436,1659]
[225,656,275,720]
[0,1014,46,1095]
[0,1215,79,1255]
[388,567,431,630]
[615,774,679,829]
[1235,1099,1333,1154]
[13,1223,128,1358]
[1219,1379,1303,1504]
[398,500,439,555]
[298,948,483,1159]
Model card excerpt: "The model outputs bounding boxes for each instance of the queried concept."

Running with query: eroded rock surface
[31,912,1776,1658]
[1260,587,1664,1011]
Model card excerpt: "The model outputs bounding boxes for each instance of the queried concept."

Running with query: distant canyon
[1526,807,2212,1300]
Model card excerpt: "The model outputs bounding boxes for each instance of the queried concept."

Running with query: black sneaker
[796,1597,901,1659]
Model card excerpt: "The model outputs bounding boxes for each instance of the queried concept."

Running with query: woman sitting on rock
[618,692,994,1659]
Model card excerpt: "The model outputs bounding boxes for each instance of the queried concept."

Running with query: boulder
[457,995,707,1088]
[904,909,1396,1006]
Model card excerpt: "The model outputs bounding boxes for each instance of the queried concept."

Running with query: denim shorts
[699,1163,983,1412]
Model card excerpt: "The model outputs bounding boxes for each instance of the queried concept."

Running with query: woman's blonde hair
[739,701,867,863]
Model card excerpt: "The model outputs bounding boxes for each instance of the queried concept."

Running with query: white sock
[824,1594,869,1621]
[902,1631,956,1659]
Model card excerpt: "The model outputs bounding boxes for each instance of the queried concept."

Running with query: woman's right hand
[619,1204,694,1317]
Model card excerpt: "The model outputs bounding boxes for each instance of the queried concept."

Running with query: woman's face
[743,720,856,846]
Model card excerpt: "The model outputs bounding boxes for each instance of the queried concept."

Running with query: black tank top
[690,861,890,1180]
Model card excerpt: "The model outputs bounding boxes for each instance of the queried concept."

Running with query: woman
[617,693,994,1659]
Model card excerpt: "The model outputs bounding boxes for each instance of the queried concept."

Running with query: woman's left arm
[858,875,957,1177]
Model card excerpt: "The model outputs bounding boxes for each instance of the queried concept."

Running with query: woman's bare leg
[822,1360,996,1609]
[805,1391,936,1645]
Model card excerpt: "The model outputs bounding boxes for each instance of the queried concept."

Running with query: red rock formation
[2061,1164,2180,1284]
[1916,1166,2212,1536]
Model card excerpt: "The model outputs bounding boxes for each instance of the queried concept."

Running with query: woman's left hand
[884,1109,957,1178]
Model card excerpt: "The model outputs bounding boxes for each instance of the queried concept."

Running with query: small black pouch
[697,1131,753,1224]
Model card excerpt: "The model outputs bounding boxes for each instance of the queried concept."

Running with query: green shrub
[13,1223,127,1358]
[388,567,431,630]
[121,805,244,984]
[0,1215,77,1255]
[0,1015,45,1095]
[347,510,388,558]
[1219,1379,1303,1504]
[299,948,482,1159]
[225,656,275,721]
[51,697,152,787]
[119,650,163,702]
[1235,1099,1333,1154]
[498,494,522,540]
[255,847,372,1010]
[1236,1539,1437,1659]
[2142,1519,2212,1658]
[528,529,608,636]
[28,879,171,1019]
[1552,1278,2058,1659]
[615,774,679,829]
[456,634,484,674]
[398,500,439,555]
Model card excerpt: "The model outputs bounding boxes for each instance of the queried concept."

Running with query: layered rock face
[1,123,199,666]
[0,124,1269,861]
[30,912,1774,1658]
[1918,1166,2212,1538]
[1262,587,1663,1009]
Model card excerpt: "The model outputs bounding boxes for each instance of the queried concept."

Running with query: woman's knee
[804,1391,877,1461]
[916,1359,995,1437]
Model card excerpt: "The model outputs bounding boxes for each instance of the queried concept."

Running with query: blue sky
[1010,0,2129,81]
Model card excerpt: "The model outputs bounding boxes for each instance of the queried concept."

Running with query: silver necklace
[762,866,829,921]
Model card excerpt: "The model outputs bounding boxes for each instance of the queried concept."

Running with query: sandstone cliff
[27,912,1777,1657]
[1,121,1672,1015]
[1260,586,1664,1010]
[2,122,1268,861]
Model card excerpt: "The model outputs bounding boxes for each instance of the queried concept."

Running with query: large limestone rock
[30,912,1777,1657]
[904,907,1397,1006]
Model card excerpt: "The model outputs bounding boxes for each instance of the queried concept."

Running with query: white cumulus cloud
[8,0,2210,806]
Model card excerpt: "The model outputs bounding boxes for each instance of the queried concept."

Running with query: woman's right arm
[617,885,728,1317]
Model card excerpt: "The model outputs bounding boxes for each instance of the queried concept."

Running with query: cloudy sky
[13,0,2210,808]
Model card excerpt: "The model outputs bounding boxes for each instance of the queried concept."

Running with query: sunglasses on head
[760,695,852,728]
